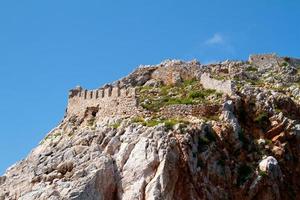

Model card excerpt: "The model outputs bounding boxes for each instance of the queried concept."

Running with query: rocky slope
[1,54,300,200]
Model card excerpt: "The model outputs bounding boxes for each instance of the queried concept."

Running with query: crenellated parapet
[68,85,133,99]
[67,85,138,118]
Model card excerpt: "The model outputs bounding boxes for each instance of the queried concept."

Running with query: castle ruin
[249,53,300,68]
[249,53,279,67]
[67,85,139,118]
[200,73,236,95]
[66,54,299,120]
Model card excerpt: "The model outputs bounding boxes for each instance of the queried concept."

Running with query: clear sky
[0,0,299,174]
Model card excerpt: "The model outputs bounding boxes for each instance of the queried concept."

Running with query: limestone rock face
[259,156,282,180]
[2,54,300,200]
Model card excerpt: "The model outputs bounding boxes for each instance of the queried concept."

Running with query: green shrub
[216,92,223,98]
[202,114,220,122]
[202,89,217,96]
[254,111,269,129]
[258,170,268,177]
[254,112,268,122]
[132,116,145,123]
[281,61,289,67]
[160,85,172,95]
[87,118,95,126]
[166,97,194,105]
[245,78,264,86]
[110,122,121,129]
[211,74,226,81]
[141,101,162,112]
[189,91,205,99]
[246,66,258,72]
[164,119,187,130]
[265,139,272,145]
[144,119,161,127]
[42,132,62,144]
[132,116,187,129]
[140,85,153,92]
[138,79,221,112]
[183,78,197,86]
[164,120,176,130]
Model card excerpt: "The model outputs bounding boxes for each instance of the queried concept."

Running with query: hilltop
[1,53,300,200]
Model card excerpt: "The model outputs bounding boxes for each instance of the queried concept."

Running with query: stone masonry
[249,53,280,68]
[67,55,297,120]
[67,64,238,120]
[248,53,300,68]
[67,85,139,118]
[200,73,236,95]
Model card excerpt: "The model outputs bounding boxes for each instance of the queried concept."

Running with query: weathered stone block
[200,73,235,95]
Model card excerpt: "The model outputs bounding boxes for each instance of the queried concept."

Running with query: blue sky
[0,0,299,174]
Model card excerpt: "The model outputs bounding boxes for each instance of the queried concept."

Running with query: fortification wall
[249,53,279,67]
[249,53,300,68]
[200,73,235,95]
[67,85,139,118]
[291,58,300,67]
[151,60,201,85]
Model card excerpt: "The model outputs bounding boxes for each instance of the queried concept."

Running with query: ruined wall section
[151,60,201,85]
[249,53,280,67]
[249,53,300,69]
[200,73,236,95]
[290,58,300,67]
[67,85,139,118]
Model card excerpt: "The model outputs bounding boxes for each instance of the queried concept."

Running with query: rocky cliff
[1,54,300,200]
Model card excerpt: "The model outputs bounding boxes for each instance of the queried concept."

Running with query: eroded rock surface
[1,54,300,200]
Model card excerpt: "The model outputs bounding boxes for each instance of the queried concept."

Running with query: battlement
[67,85,139,118]
[68,85,135,100]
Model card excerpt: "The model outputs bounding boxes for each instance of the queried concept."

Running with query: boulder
[259,156,282,180]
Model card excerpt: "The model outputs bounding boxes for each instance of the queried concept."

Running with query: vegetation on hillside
[138,79,222,112]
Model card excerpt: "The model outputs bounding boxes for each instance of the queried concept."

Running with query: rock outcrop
[1,54,300,200]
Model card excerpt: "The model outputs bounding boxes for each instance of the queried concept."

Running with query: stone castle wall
[67,85,139,118]
[200,73,235,95]
[151,60,201,85]
[249,53,280,67]
[249,53,300,68]
[290,58,300,67]
[66,60,241,119]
